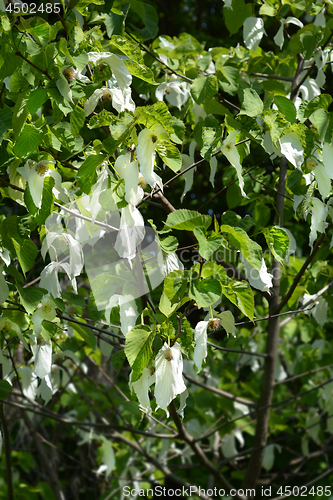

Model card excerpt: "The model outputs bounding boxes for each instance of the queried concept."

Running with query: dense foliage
[1,0,333,499]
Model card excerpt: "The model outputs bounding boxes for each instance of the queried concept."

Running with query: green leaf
[274,96,296,124]
[124,59,156,84]
[191,75,218,105]
[221,211,254,232]
[221,279,254,320]
[0,380,12,399]
[160,235,178,254]
[164,270,187,302]
[239,88,264,118]
[103,110,136,155]
[159,293,178,317]
[88,110,114,129]
[262,109,288,145]
[73,323,97,349]
[13,124,43,158]
[70,104,85,138]
[189,274,221,308]
[201,126,222,160]
[12,238,38,276]
[13,91,31,139]
[193,227,223,261]
[304,94,333,118]
[124,325,155,382]
[129,0,158,40]
[263,226,289,263]
[165,209,212,231]
[105,12,125,37]
[155,140,182,172]
[77,154,108,194]
[220,224,262,270]
[135,102,174,134]
[0,108,12,138]
[27,88,48,115]
[17,284,46,314]
[223,0,252,35]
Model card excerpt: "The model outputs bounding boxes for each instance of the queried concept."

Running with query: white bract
[221,131,248,197]
[57,65,90,103]
[31,340,53,378]
[17,160,66,208]
[129,367,156,412]
[84,80,135,116]
[0,248,10,305]
[114,152,144,206]
[303,293,328,326]
[87,52,132,90]
[274,17,303,49]
[243,17,266,51]
[155,342,187,416]
[136,126,165,191]
[279,133,304,170]
[114,204,145,260]
[105,294,139,335]
[155,79,190,110]
[241,255,273,293]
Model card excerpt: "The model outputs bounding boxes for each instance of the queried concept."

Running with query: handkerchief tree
[1,0,333,498]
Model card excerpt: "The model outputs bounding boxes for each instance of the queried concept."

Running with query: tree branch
[0,366,13,500]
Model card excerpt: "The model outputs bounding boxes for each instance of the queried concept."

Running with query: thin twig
[15,51,52,80]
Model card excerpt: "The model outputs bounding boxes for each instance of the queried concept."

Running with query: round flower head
[61,66,76,83]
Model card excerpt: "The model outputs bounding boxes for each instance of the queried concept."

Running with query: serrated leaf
[191,75,218,105]
[155,140,182,172]
[88,110,114,129]
[124,325,155,382]
[12,238,38,276]
[160,235,178,254]
[220,224,262,270]
[263,226,289,263]
[135,101,174,134]
[239,88,263,117]
[129,0,158,40]
[189,274,221,308]
[304,94,333,118]
[274,96,296,124]
[164,270,187,302]
[13,91,31,139]
[27,88,48,115]
[70,104,85,138]
[221,278,254,320]
[17,284,46,314]
[77,154,108,194]
[193,227,223,261]
[165,209,212,231]
[13,124,43,158]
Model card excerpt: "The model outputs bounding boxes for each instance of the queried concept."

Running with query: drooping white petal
[161,252,184,277]
[193,320,209,372]
[129,367,155,411]
[114,205,145,260]
[31,340,52,378]
[155,80,190,110]
[221,131,247,197]
[285,16,303,28]
[279,132,304,170]
[17,160,53,208]
[136,127,165,191]
[115,153,143,205]
[243,17,266,51]
[309,197,328,248]
[84,88,105,116]
[313,163,332,199]
[274,21,284,49]
[40,262,62,298]
[87,52,132,90]
[155,342,187,416]
[109,86,135,113]
[106,294,139,335]
[56,77,73,103]
[18,366,38,400]
[241,255,273,293]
